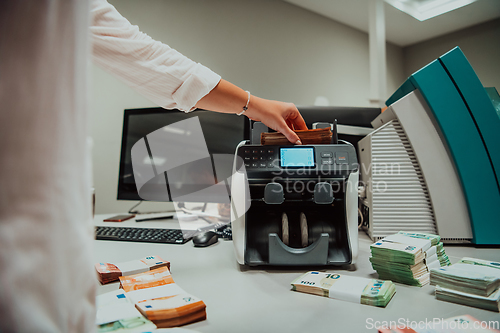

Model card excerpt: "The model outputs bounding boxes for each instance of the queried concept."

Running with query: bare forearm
[195,79,248,114]
[196,79,307,144]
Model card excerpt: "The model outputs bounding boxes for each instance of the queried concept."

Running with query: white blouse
[91,0,221,112]
[0,0,220,332]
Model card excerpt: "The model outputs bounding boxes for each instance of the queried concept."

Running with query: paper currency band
[237,91,251,116]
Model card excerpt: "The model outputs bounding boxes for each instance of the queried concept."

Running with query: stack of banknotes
[291,271,396,307]
[430,257,500,312]
[96,289,157,333]
[370,231,450,287]
[119,266,207,327]
[95,255,170,284]
[261,127,332,145]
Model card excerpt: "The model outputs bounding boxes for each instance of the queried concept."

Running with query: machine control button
[321,152,333,158]
[321,159,333,165]
[244,147,278,168]
[336,152,348,164]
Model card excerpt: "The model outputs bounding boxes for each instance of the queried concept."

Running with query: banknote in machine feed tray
[261,127,332,145]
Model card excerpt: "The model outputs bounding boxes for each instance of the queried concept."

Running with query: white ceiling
[283,0,500,47]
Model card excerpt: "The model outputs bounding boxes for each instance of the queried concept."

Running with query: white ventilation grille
[367,120,437,239]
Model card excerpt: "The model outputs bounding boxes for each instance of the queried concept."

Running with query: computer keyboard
[95,226,192,244]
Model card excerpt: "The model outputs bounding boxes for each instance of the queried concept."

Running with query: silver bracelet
[237,91,251,116]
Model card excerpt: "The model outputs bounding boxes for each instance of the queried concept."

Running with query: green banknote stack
[397,231,450,266]
[370,231,450,287]
[291,271,396,307]
[431,257,500,312]
[95,289,157,332]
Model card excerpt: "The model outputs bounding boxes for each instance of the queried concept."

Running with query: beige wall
[403,18,500,90]
[91,2,499,215]
[91,0,406,214]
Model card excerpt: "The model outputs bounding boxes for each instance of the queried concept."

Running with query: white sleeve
[90,0,221,112]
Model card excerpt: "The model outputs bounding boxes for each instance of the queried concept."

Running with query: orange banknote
[120,266,174,292]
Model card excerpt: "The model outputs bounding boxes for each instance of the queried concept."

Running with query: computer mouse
[192,231,218,247]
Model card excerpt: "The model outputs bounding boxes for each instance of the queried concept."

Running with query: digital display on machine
[280,148,315,167]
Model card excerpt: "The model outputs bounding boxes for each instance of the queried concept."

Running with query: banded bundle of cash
[95,289,157,332]
[397,231,450,266]
[135,294,207,328]
[370,231,450,287]
[119,266,207,327]
[95,255,170,284]
[291,271,396,307]
[431,257,500,312]
[261,127,332,145]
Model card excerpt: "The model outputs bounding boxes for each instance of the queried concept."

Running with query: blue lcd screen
[280,148,315,167]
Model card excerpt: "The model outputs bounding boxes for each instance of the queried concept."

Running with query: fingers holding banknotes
[195,79,307,145]
[244,95,308,145]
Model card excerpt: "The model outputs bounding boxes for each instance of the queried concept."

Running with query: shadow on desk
[237,263,357,273]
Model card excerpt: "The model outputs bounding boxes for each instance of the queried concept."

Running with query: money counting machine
[231,122,359,266]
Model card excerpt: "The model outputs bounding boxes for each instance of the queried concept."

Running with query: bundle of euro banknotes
[430,257,500,312]
[119,266,207,328]
[95,255,170,284]
[96,289,157,333]
[94,257,206,331]
[291,271,396,307]
[261,127,332,145]
[370,231,450,287]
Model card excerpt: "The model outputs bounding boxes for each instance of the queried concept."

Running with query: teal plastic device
[386,47,500,245]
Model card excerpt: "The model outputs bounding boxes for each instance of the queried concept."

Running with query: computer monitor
[117,106,379,202]
[296,106,381,146]
[117,107,250,201]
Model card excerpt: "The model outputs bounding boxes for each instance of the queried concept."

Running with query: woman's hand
[243,95,307,144]
[195,79,308,144]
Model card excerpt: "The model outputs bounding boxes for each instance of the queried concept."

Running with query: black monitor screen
[117,108,250,201]
[296,106,381,146]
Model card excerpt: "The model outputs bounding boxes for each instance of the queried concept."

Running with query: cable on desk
[128,200,143,214]
[127,200,176,215]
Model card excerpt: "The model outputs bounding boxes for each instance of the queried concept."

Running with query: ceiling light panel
[385,0,478,21]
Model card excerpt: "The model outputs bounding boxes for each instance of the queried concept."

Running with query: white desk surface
[94,214,500,332]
